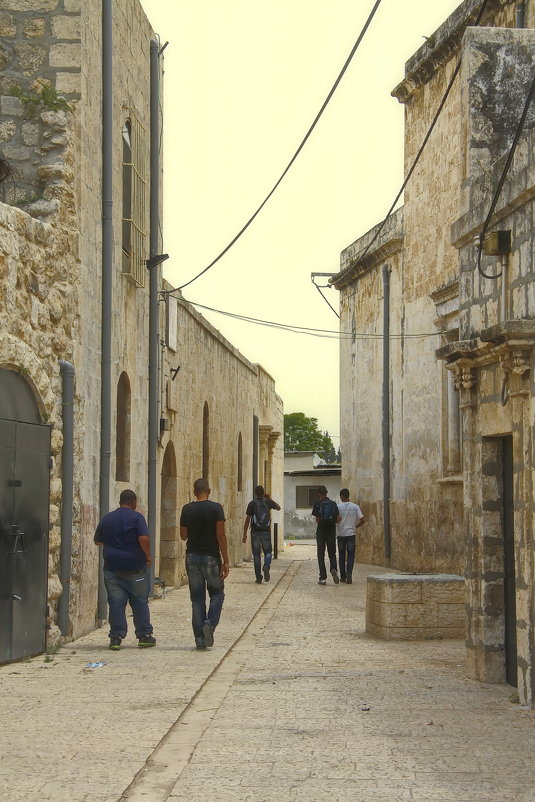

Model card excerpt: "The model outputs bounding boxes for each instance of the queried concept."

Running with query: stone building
[332,0,535,705]
[0,0,282,664]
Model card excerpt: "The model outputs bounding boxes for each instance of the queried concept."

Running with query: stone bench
[366,573,465,640]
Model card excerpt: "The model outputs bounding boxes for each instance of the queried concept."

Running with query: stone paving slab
[1,542,535,802]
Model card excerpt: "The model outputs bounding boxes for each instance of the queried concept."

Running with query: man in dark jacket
[94,489,155,650]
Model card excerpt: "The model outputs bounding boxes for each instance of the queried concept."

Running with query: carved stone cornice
[437,321,535,404]
[391,0,504,104]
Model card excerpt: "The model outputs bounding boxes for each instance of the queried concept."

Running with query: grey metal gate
[0,417,51,663]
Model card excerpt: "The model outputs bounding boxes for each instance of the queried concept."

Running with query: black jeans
[316,526,337,580]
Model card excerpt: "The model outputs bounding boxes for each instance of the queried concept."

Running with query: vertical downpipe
[99,0,113,620]
[147,39,161,589]
[516,2,526,28]
[58,360,75,636]
[382,264,391,561]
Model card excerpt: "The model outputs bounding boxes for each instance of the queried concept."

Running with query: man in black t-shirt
[94,489,155,650]
[242,485,281,583]
[180,478,229,650]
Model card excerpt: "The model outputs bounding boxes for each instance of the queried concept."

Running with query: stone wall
[0,0,81,210]
[1,0,284,650]
[158,293,284,589]
[332,1,531,578]
[438,24,535,705]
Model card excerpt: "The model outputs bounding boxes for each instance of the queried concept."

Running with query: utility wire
[164,0,383,296]
[176,296,443,339]
[477,69,535,279]
[347,0,490,273]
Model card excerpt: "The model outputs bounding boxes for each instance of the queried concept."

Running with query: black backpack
[319,499,337,524]
[252,498,271,530]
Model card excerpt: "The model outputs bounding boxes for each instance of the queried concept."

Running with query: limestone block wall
[0,0,81,210]
[442,24,535,705]
[0,193,79,649]
[366,574,465,640]
[158,293,284,589]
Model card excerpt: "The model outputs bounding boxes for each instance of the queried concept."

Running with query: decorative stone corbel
[451,363,477,408]
[499,348,531,400]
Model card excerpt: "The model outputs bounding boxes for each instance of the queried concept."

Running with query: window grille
[122,113,147,287]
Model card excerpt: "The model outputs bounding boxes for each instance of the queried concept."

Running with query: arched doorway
[0,367,50,663]
[159,441,178,587]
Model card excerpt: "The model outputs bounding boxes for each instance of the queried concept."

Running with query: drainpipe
[98,0,113,620]
[516,2,526,27]
[147,38,161,589]
[501,253,509,323]
[382,264,391,561]
[58,360,75,637]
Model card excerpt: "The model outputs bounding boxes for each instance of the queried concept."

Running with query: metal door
[0,417,51,663]
[502,436,517,687]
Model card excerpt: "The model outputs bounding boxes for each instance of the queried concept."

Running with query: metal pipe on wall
[516,2,526,28]
[58,360,75,636]
[147,38,161,589]
[98,0,113,620]
[382,264,391,561]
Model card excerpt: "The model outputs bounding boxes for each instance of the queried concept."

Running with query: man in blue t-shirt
[94,489,155,650]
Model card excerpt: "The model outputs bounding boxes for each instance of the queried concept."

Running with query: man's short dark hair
[317,485,327,496]
[255,485,264,497]
[340,488,350,500]
[119,489,137,506]
[193,477,210,494]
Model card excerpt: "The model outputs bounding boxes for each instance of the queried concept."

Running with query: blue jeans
[103,568,153,639]
[186,553,225,643]
[337,535,355,580]
[316,527,337,580]
[251,529,272,580]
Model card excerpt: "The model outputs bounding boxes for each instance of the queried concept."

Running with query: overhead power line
[348,0,490,271]
[165,0,383,296]
[176,296,444,340]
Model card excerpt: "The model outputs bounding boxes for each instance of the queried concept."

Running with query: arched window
[115,372,131,481]
[237,432,243,491]
[202,401,209,480]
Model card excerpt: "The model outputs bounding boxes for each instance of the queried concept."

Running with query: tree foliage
[284,412,335,459]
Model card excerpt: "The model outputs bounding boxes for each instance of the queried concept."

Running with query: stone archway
[159,441,179,587]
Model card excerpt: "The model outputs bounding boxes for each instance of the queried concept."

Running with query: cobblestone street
[1,543,534,801]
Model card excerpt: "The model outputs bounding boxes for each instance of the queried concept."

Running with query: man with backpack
[312,486,341,585]
[243,485,281,583]
[336,488,365,584]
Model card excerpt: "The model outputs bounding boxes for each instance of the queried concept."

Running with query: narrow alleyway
[1,543,534,802]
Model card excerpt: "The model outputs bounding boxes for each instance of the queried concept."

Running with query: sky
[139,0,462,442]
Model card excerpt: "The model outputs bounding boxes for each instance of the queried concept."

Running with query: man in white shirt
[336,489,365,584]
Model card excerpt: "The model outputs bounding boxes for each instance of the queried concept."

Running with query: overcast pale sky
[139,0,462,440]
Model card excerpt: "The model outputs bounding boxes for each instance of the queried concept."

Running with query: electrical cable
[348,0,490,272]
[164,0,383,296]
[477,69,535,279]
[175,295,444,339]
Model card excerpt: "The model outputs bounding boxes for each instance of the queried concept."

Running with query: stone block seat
[366,573,465,640]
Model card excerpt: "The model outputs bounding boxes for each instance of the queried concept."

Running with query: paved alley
[1,543,534,801]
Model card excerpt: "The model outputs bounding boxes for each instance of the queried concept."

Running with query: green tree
[284,412,334,458]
